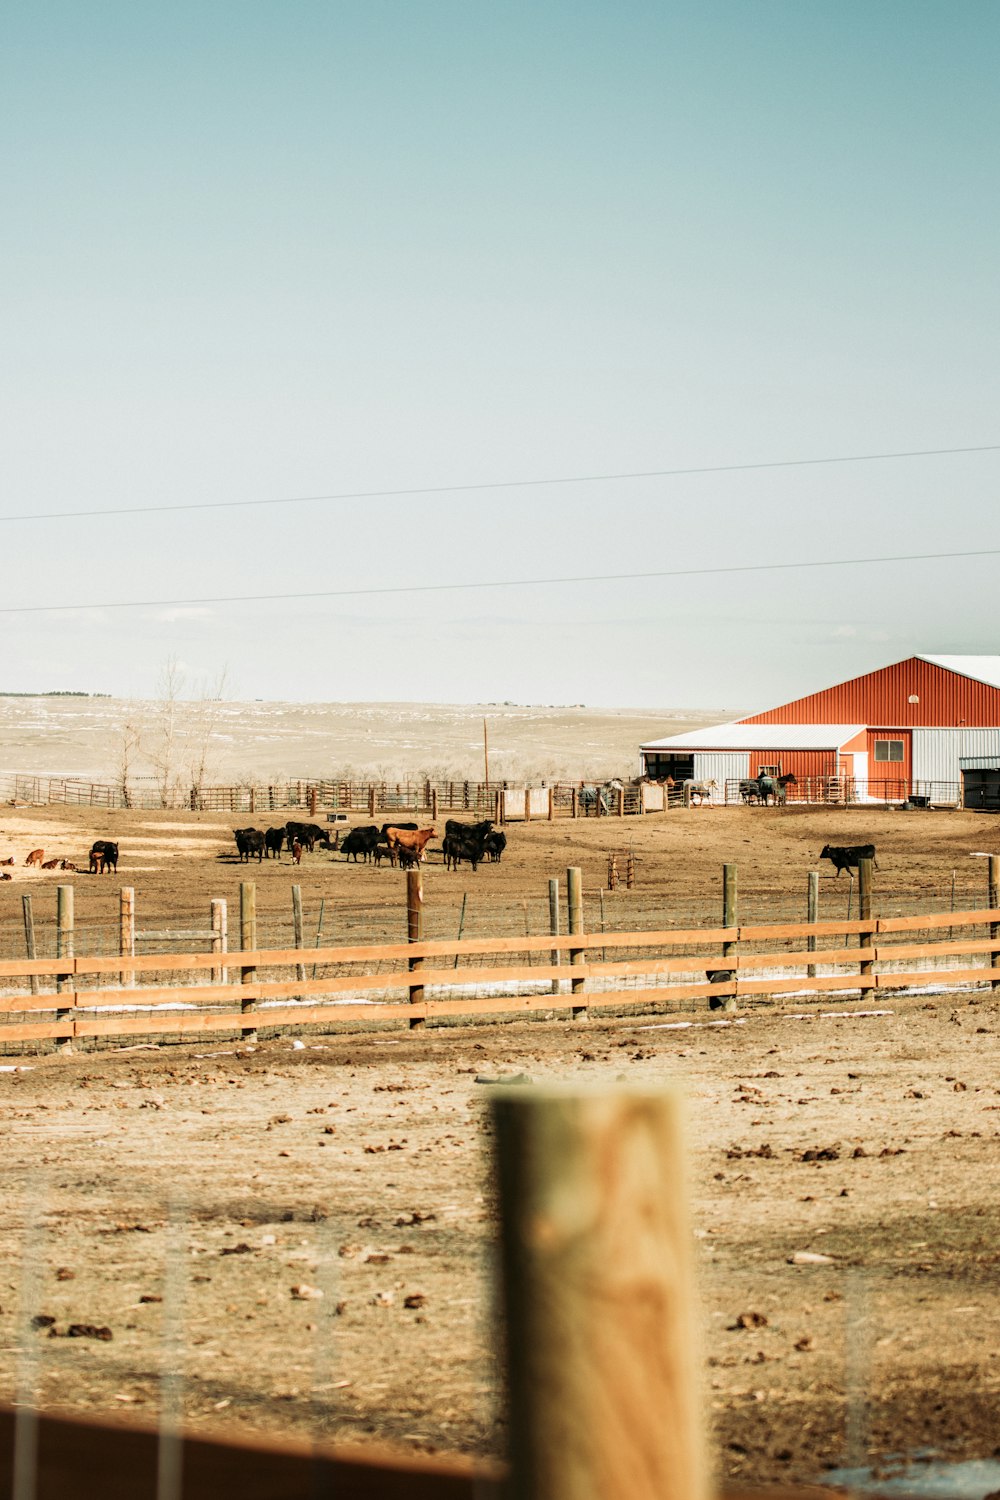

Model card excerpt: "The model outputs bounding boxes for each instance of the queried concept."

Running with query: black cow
[234,827,265,863]
[444,818,493,841]
[341,826,381,863]
[264,827,285,859]
[285,821,331,854]
[89,839,119,874]
[443,825,490,872]
[381,822,417,836]
[484,830,507,863]
[820,843,879,875]
[705,968,735,1011]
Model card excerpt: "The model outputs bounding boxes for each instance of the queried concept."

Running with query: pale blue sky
[3,3,998,710]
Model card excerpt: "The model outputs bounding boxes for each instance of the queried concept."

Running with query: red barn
[640,655,1000,804]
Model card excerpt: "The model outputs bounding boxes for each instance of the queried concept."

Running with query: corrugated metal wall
[741,657,1000,728]
[693,752,748,794]
[913,729,1000,782]
[748,749,841,779]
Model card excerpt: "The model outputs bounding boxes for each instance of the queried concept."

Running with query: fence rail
[8,770,967,814]
[0,896,997,1047]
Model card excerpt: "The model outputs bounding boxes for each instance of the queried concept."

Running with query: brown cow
[0,856,13,866]
[0,872,10,881]
[290,839,303,865]
[24,849,43,867]
[384,826,436,863]
[60,860,77,871]
[40,858,60,870]
[89,849,105,874]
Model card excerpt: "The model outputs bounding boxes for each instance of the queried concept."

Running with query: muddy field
[0,801,999,1485]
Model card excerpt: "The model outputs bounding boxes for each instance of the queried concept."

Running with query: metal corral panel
[740,656,1000,728]
[693,752,748,796]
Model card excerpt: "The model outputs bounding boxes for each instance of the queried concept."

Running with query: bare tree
[116,714,143,809]
[186,665,230,809]
[149,657,184,808]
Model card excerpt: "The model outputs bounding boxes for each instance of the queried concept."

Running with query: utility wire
[2,542,996,617]
[0,442,997,525]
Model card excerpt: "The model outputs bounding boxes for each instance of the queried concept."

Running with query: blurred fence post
[240,881,257,1041]
[491,1085,708,1500]
[407,869,425,1029]
[119,887,135,989]
[807,871,819,979]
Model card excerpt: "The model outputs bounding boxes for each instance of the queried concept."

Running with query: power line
[2,542,996,617]
[0,442,997,526]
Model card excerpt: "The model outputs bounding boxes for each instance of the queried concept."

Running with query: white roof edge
[917,654,1000,692]
[640,723,865,752]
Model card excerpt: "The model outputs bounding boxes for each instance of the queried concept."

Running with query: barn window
[874,739,904,762]
[758,764,781,776]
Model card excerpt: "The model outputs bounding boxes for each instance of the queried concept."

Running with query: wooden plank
[737,973,877,996]
[68,927,740,975]
[875,938,1000,962]
[877,907,1000,934]
[0,1020,75,1041]
[737,919,873,941]
[73,1011,246,1038]
[0,991,74,1014]
[735,946,860,971]
[875,966,990,990]
[0,1401,496,1500]
[0,957,74,978]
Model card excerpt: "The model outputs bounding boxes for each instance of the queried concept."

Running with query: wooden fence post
[491,1085,708,1500]
[858,857,874,993]
[21,895,39,997]
[571,787,578,819]
[548,877,562,996]
[240,881,257,1041]
[807,871,819,979]
[990,856,999,991]
[496,789,503,825]
[368,786,376,818]
[683,784,692,809]
[548,786,554,820]
[309,786,317,816]
[56,884,74,1051]
[618,784,625,817]
[431,787,438,821]
[407,869,425,1029]
[567,866,586,1019]
[721,863,737,1008]
[524,788,532,823]
[292,884,305,986]
[120,887,135,989]
[211,898,227,985]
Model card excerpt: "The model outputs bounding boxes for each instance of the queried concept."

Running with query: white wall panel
[912,730,1000,784]
[693,752,749,801]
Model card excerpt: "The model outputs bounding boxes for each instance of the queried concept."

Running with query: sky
[3,2,999,713]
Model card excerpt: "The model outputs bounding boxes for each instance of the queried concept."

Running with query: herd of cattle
[232,818,508,871]
[0,840,120,881]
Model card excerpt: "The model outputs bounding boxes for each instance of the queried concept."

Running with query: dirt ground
[0,802,1000,1485]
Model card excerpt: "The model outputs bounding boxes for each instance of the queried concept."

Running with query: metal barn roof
[640,724,865,752]
[917,655,1000,691]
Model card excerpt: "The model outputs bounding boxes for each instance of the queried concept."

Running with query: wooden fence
[1,880,998,1047]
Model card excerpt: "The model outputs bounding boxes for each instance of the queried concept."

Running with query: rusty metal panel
[740,656,1000,728]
